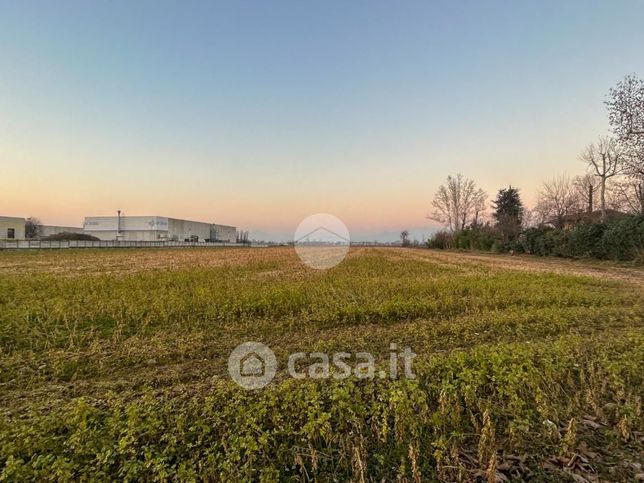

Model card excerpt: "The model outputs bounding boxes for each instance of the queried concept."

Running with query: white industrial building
[0,217,84,239]
[0,216,26,239]
[83,216,237,242]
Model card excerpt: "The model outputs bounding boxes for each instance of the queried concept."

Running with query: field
[0,247,642,481]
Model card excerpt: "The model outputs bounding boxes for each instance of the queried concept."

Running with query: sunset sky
[2,1,644,241]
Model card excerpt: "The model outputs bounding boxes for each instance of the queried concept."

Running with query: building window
[7,228,15,239]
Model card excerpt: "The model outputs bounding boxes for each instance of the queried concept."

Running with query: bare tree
[429,174,487,232]
[607,74,644,138]
[534,175,580,229]
[625,149,644,180]
[611,176,644,215]
[400,230,410,247]
[521,208,539,229]
[25,217,42,239]
[573,174,599,213]
[472,192,487,227]
[617,147,644,186]
[236,230,250,244]
[580,136,623,221]
[607,75,644,179]
[603,180,624,211]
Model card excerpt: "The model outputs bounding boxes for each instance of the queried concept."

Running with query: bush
[453,225,496,251]
[516,227,549,256]
[517,216,644,261]
[427,227,496,251]
[41,232,100,241]
[428,216,644,261]
[564,222,607,258]
[426,230,453,249]
[600,216,644,261]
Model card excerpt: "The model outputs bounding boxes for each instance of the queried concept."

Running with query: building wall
[0,216,26,240]
[84,216,170,232]
[40,226,84,237]
[83,216,229,242]
[212,224,237,242]
[84,230,170,241]
[84,216,169,241]
[167,218,212,241]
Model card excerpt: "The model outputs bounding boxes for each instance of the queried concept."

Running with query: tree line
[423,75,644,260]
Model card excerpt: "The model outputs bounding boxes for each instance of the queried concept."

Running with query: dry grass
[0,247,642,481]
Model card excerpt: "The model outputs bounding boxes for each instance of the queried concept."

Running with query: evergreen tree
[492,186,524,242]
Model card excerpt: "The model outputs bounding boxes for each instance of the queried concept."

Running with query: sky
[1,1,643,241]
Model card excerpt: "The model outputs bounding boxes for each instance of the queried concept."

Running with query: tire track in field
[393,248,644,288]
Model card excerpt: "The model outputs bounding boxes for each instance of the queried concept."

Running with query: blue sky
[1,1,643,241]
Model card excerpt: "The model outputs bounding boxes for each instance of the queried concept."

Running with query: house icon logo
[240,352,265,377]
[228,342,277,389]
[293,213,351,269]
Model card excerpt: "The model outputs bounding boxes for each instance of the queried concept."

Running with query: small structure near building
[211,224,237,243]
[0,216,26,240]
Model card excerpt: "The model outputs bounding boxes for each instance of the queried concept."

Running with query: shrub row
[518,216,644,260]
[427,225,496,251]
[428,215,644,261]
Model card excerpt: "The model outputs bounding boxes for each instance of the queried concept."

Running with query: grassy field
[0,247,642,481]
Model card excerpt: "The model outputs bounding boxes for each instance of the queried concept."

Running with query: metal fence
[0,240,265,250]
